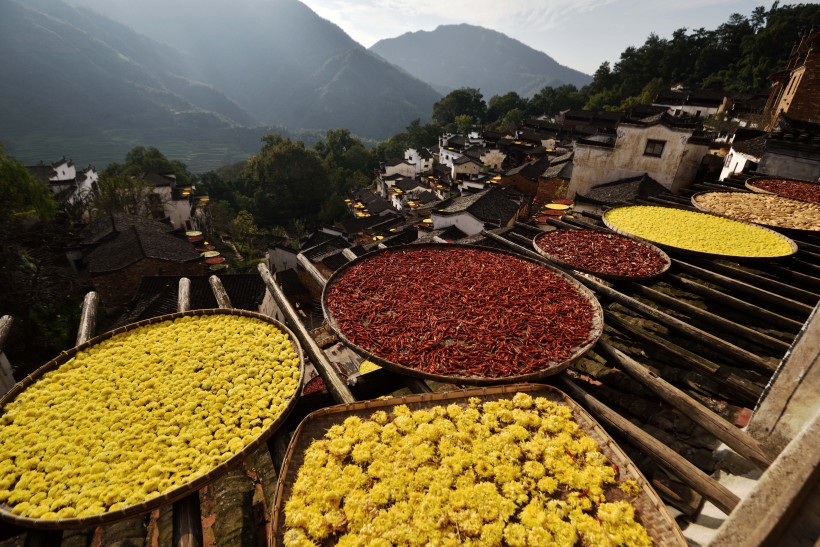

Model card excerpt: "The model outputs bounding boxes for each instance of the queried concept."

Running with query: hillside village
[0,26,819,547]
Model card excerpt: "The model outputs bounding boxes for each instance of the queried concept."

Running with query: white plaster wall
[481,149,506,170]
[431,212,485,236]
[165,199,191,229]
[51,162,76,181]
[384,163,415,178]
[568,124,706,197]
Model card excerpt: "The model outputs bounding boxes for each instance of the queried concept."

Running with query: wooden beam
[208,276,232,309]
[258,264,356,405]
[667,274,803,334]
[296,252,327,289]
[691,259,819,305]
[596,340,776,469]
[675,260,813,317]
[623,282,791,355]
[0,315,12,352]
[341,248,358,262]
[558,377,741,515]
[75,292,99,345]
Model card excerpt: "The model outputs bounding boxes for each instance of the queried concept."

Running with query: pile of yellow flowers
[0,314,301,520]
[284,393,651,546]
[604,205,794,257]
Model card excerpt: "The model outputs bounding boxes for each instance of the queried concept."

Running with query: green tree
[432,88,486,127]
[486,92,528,123]
[244,135,331,228]
[230,210,259,248]
[454,114,474,135]
[0,146,57,225]
[107,146,194,183]
[90,173,154,218]
[497,108,525,133]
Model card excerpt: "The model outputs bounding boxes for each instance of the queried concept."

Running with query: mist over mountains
[1,0,590,171]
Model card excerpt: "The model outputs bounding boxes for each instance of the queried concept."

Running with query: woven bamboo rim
[0,308,304,530]
[271,384,687,547]
[691,190,820,234]
[745,175,820,204]
[321,243,604,385]
[532,228,671,282]
[602,203,798,261]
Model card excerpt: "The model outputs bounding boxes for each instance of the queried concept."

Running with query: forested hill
[571,3,820,112]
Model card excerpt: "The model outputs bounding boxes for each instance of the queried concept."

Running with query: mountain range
[1,0,590,171]
[370,24,592,98]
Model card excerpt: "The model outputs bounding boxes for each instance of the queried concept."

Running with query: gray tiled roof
[112,274,269,327]
[577,174,666,205]
[87,226,199,273]
[79,213,173,246]
[435,187,519,226]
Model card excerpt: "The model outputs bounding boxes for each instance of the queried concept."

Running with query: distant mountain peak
[370,24,591,98]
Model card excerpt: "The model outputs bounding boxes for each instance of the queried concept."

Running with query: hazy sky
[300,0,773,74]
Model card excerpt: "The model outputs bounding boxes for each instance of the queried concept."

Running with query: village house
[720,115,820,181]
[381,158,416,178]
[763,28,820,130]
[569,111,711,197]
[653,88,726,118]
[27,158,98,216]
[404,148,434,174]
[76,214,202,309]
[430,186,523,236]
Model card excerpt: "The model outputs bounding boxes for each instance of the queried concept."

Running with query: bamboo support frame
[209,276,233,309]
[623,282,791,355]
[482,230,778,375]
[691,259,820,304]
[258,263,356,405]
[75,292,98,347]
[675,260,813,316]
[559,377,741,515]
[596,341,777,469]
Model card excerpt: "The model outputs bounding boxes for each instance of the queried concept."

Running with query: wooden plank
[596,340,776,469]
[173,277,203,547]
[605,313,764,405]
[691,259,820,305]
[296,253,327,290]
[258,264,356,405]
[558,377,741,515]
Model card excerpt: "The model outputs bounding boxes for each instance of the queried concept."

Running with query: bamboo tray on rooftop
[271,384,687,546]
[602,203,798,261]
[321,243,604,386]
[532,228,672,282]
[0,308,304,529]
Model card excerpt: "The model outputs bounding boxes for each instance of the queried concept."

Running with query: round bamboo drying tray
[271,384,687,547]
[321,243,604,385]
[691,190,820,233]
[0,308,304,530]
[602,204,798,261]
[745,176,820,204]
[533,229,671,282]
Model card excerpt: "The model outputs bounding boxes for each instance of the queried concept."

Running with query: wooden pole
[0,315,12,351]
[675,260,813,316]
[596,340,777,469]
[691,259,819,305]
[623,282,791,355]
[208,276,232,309]
[258,264,356,405]
[558,377,741,515]
[75,292,99,346]
[177,278,191,313]
[667,274,803,334]
[296,252,329,290]
[173,279,203,547]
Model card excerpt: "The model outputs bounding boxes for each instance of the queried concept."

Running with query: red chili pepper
[326,247,597,379]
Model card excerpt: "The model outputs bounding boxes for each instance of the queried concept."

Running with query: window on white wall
[643,139,666,157]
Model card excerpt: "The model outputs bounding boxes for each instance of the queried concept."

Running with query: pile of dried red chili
[534,229,668,279]
[324,246,600,379]
[748,178,820,204]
